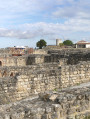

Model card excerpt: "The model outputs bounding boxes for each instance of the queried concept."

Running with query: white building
[56,39,62,46]
[76,40,90,48]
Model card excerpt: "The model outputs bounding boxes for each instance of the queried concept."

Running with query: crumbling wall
[33,49,47,54]
[67,53,90,65]
[1,83,90,119]
[0,63,60,102]
[47,49,90,65]
[0,49,89,66]
[0,63,58,78]
[0,61,90,103]
[0,56,26,67]
[61,61,90,88]
[48,48,90,54]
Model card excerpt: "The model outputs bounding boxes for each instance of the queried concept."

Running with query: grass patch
[84,116,90,119]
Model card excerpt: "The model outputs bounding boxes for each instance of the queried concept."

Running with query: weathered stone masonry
[0,48,90,119]
[61,61,90,88]
[0,61,90,103]
[0,63,61,103]
[1,83,90,119]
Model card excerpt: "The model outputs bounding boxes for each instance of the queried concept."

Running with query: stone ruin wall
[47,48,90,53]
[0,61,90,104]
[0,63,60,103]
[0,48,89,103]
[0,48,90,67]
[26,55,45,65]
[33,49,47,54]
[0,48,10,54]
[0,48,90,118]
[61,61,90,88]
[0,56,26,67]
[1,83,90,119]
[0,63,58,78]
[46,49,90,65]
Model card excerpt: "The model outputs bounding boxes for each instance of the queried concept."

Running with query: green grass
[53,89,57,91]
[84,116,90,119]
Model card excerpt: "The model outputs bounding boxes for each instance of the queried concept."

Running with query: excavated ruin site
[0,48,90,119]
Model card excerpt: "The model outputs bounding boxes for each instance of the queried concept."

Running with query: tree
[36,39,47,49]
[59,43,64,47]
[63,40,73,46]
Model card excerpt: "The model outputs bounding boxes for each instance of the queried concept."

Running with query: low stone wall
[0,63,58,78]
[45,50,90,65]
[61,61,90,88]
[0,63,60,103]
[0,82,90,119]
[0,48,10,54]
[0,48,90,66]
[29,49,90,65]
[33,49,47,54]
[0,56,26,67]
[0,61,90,103]
[26,54,45,65]
[48,48,90,54]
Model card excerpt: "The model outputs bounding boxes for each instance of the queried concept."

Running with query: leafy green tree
[36,39,47,49]
[59,43,64,47]
[63,40,73,46]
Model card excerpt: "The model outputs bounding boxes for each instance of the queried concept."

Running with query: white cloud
[52,0,90,20]
[0,0,90,19]
[0,0,60,14]
[0,0,61,25]
[0,19,90,40]
[0,0,90,24]
[0,0,90,42]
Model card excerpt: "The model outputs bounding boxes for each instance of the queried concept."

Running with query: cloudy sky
[0,0,90,48]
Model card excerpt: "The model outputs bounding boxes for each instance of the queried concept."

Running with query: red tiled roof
[76,40,90,44]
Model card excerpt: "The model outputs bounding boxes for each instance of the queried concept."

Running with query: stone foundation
[0,82,90,119]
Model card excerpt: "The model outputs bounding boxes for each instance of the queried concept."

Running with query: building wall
[86,44,90,48]
[56,39,62,46]
[76,44,90,48]
[76,44,86,48]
